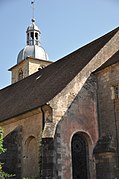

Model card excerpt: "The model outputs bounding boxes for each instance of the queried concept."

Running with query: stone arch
[23,136,39,177]
[71,132,90,179]
[25,135,35,146]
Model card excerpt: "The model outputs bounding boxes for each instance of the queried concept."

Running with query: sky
[0,0,119,89]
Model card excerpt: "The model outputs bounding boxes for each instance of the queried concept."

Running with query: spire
[26,1,41,46]
[16,0,48,64]
[31,0,35,22]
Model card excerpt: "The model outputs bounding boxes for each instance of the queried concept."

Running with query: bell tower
[26,18,40,46]
[9,1,52,84]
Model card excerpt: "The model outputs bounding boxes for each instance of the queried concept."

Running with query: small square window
[114,85,119,99]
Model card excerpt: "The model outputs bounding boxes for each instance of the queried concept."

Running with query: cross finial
[31,0,35,22]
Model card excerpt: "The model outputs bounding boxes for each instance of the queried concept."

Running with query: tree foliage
[0,128,6,154]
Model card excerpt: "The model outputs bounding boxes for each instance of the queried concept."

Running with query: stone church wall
[96,62,119,176]
[96,63,119,146]
[53,75,98,179]
[11,60,29,83]
[29,58,52,74]
[0,108,42,178]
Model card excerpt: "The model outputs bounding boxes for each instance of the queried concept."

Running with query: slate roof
[0,27,119,122]
[95,50,119,72]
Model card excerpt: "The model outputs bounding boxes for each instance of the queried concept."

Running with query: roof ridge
[56,26,119,62]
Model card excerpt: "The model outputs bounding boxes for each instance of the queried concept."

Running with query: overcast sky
[0,0,119,88]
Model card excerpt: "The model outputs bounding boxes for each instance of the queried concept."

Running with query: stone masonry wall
[53,75,98,179]
[29,58,52,75]
[96,63,119,146]
[96,62,119,175]
[11,60,29,83]
[0,108,42,178]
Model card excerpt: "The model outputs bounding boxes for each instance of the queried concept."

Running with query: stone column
[94,152,116,179]
[40,138,54,179]
[93,135,116,179]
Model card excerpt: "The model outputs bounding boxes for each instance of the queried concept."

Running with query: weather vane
[31,0,35,21]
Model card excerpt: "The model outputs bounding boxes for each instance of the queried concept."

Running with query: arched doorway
[24,136,39,177]
[71,133,89,179]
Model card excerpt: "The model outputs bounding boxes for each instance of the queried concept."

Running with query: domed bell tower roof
[27,18,40,32]
[26,18,41,46]
[17,18,48,64]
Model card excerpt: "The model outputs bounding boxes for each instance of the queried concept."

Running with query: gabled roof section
[0,27,119,122]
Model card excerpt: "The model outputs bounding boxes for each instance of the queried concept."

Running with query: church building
[0,11,119,179]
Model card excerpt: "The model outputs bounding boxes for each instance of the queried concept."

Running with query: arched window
[71,133,89,179]
[18,70,23,81]
[27,33,29,45]
[31,32,34,39]
[35,32,39,45]
[35,32,38,40]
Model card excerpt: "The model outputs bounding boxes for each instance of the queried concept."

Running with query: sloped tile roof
[0,27,118,121]
[95,50,119,72]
